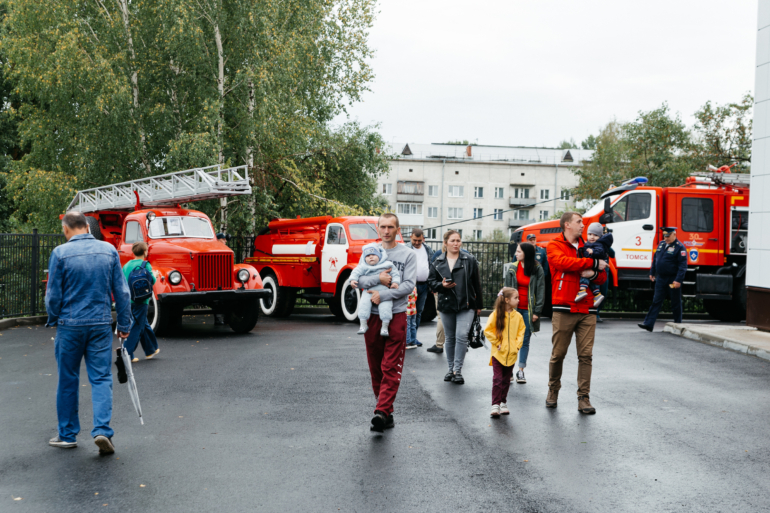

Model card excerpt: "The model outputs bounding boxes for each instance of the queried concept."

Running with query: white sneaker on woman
[490,404,501,418]
[499,403,510,415]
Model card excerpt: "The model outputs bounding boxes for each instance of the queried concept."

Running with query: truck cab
[512,169,750,321]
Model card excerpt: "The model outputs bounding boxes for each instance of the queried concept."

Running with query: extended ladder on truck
[67,164,251,213]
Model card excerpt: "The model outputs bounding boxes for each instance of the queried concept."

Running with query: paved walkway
[664,322,770,361]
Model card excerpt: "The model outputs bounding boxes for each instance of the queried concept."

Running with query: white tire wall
[340,278,360,322]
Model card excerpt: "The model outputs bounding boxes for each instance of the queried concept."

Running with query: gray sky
[335,0,757,148]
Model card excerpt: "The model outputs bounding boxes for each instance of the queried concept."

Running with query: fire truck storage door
[608,190,657,269]
[322,224,349,284]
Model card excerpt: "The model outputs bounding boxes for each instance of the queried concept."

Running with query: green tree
[557,138,578,149]
[573,120,631,201]
[2,0,384,233]
[581,134,597,150]
[692,93,752,172]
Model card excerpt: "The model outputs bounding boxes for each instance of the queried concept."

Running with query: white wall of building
[748,1,770,291]
[377,145,586,240]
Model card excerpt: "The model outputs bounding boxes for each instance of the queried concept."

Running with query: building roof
[389,143,593,165]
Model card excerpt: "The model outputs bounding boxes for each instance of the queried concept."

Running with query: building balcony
[397,194,423,202]
[509,197,536,208]
[398,213,424,226]
[509,218,536,228]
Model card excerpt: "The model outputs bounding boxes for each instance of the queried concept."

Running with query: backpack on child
[127,261,153,301]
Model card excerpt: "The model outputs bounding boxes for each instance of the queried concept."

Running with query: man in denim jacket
[45,212,132,454]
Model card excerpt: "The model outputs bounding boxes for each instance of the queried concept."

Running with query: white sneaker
[499,403,510,415]
[490,404,501,418]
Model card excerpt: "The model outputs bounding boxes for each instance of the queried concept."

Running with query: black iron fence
[0,233,701,319]
[0,231,66,319]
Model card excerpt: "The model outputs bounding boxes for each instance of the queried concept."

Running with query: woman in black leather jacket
[428,230,482,384]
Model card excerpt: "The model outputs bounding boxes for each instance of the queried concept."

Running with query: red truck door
[118,220,146,265]
[673,192,721,266]
[321,223,348,287]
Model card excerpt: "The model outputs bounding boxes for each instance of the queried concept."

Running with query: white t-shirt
[413,245,429,282]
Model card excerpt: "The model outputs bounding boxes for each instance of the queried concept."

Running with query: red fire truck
[246,216,438,322]
[66,165,270,334]
[512,167,750,321]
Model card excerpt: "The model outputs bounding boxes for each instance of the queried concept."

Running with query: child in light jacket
[484,287,526,418]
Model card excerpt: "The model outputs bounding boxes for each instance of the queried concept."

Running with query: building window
[457,229,463,238]
[493,209,503,220]
[427,207,438,218]
[397,203,422,215]
[560,189,570,200]
[514,188,530,199]
[513,210,529,220]
[540,189,550,200]
[448,207,463,219]
[474,187,484,198]
[448,185,464,198]
[401,226,418,237]
[425,228,437,240]
[473,230,483,240]
[495,187,504,199]
[428,185,438,197]
[539,210,549,220]
[473,208,483,219]
[382,183,392,195]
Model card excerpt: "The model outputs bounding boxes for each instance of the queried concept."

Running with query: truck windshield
[148,216,214,239]
[348,223,380,240]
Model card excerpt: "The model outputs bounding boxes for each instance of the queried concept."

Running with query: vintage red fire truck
[512,167,751,321]
[246,216,437,322]
[66,165,269,334]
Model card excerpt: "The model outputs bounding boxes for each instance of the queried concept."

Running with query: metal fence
[0,233,701,319]
[0,231,66,319]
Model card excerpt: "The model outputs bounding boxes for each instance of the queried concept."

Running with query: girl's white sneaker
[490,404,501,418]
[499,403,510,415]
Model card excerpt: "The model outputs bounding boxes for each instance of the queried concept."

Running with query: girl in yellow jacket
[484,287,526,418]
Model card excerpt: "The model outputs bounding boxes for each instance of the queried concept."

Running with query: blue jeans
[414,282,429,341]
[55,325,114,442]
[406,315,417,344]
[123,302,159,359]
[516,308,532,369]
[442,309,474,373]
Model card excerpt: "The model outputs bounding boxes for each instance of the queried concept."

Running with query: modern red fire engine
[512,166,751,321]
[66,165,269,334]
[246,216,438,322]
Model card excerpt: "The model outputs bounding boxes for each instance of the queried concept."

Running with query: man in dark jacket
[405,228,434,348]
[638,227,688,331]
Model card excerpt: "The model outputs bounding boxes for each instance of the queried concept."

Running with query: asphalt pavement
[1,315,769,513]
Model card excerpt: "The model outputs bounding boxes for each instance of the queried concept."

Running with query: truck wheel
[85,216,103,241]
[259,270,296,317]
[147,293,177,335]
[703,276,747,322]
[420,293,437,324]
[228,300,260,333]
[339,277,360,322]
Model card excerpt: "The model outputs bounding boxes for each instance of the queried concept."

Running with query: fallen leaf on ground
[13,497,22,501]
[140,484,146,488]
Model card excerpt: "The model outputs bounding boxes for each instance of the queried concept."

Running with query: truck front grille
[196,253,233,291]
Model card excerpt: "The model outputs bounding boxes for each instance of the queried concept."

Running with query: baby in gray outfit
[350,243,401,336]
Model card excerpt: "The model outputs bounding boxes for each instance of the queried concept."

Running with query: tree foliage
[557,138,578,149]
[573,97,752,203]
[1,0,387,233]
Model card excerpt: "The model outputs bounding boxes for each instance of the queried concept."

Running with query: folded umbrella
[118,338,144,425]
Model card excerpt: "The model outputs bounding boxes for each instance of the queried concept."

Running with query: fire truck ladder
[692,171,751,187]
[67,164,251,213]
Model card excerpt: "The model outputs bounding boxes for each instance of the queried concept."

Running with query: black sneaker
[94,435,115,455]
[370,410,388,432]
[427,345,443,354]
[515,370,526,384]
[638,323,653,332]
[384,414,395,429]
[444,371,454,382]
[452,371,465,384]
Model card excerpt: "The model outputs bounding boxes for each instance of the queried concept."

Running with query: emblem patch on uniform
[688,250,697,262]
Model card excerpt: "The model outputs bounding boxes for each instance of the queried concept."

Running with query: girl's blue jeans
[406,314,417,344]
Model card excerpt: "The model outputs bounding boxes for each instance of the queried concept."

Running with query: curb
[663,323,770,362]
[0,315,48,331]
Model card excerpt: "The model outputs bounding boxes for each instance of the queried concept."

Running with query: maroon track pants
[364,312,407,415]
[492,358,514,405]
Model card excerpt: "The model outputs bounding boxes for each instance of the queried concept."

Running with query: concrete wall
[748,0,770,329]
[378,159,580,240]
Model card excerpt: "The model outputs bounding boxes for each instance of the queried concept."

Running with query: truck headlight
[169,271,182,285]
[237,269,250,283]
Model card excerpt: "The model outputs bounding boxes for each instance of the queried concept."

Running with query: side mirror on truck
[599,197,613,224]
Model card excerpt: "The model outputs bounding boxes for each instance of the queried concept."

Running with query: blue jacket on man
[46,233,132,331]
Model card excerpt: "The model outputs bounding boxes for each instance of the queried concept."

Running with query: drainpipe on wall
[440,159,446,235]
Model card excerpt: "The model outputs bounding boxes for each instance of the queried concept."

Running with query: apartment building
[378,143,594,240]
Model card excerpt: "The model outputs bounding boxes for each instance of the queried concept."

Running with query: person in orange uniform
[484,288,526,418]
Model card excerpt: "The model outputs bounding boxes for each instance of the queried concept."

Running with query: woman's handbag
[468,312,485,349]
